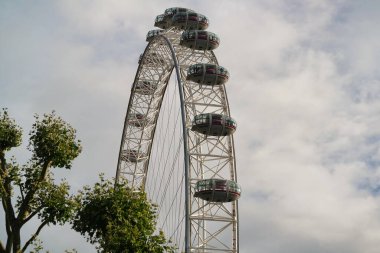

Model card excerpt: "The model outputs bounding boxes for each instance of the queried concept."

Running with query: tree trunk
[1,153,17,253]
[5,234,12,253]
[11,225,21,253]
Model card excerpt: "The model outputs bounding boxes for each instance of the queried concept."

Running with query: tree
[0,109,81,253]
[72,176,175,253]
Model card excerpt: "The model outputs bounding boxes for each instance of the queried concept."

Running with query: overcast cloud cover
[1,0,380,252]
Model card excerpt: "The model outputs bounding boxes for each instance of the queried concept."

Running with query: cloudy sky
[1,0,380,252]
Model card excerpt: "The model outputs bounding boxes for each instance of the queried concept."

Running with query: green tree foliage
[0,109,22,151]
[0,109,81,253]
[72,176,175,253]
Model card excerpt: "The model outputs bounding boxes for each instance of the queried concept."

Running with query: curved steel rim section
[115,33,189,250]
[115,34,175,187]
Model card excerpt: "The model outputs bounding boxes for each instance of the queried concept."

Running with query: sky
[1,0,380,252]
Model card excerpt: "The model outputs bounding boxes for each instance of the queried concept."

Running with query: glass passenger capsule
[155,7,193,29]
[164,7,193,24]
[194,179,241,202]
[154,14,167,29]
[128,113,148,127]
[180,30,220,50]
[120,149,145,163]
[134,80,157,95]
[172,12,209,30]
[191,113,237,136]
[187,63,229,85]
[146,29,164,42]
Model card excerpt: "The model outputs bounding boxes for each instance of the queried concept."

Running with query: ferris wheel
[115,7,241,253]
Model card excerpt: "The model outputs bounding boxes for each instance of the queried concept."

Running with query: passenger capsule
[154,14,167,29]
[172,12,209,30]
[180,30,220,50]
[194,179,241,202]
[164,7,193,26]
[120,149,145,163]
[134,80,157,95]
[155,7,193,29]
[187,64,229,85]
[128,113,147,127]
[191,113,237,136]
[146,29,164,42]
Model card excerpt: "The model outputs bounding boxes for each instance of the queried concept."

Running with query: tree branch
[38,161,51,182]
[0,180,6,198]
[2,199,12,235]
[0,153,16,241]
[19,184,25,203]
[0,152,9,197]
[17,160,51,222]
[21,220,49,253]
[20,206,43,226]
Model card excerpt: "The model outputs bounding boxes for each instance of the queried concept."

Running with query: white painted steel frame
[116,27,239,253]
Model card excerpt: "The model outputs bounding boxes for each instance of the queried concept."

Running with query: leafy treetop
[72,176,175,253]
[0,109,22,152]
[29,111,82,169]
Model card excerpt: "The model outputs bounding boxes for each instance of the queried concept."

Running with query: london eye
[115,7,241,252]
